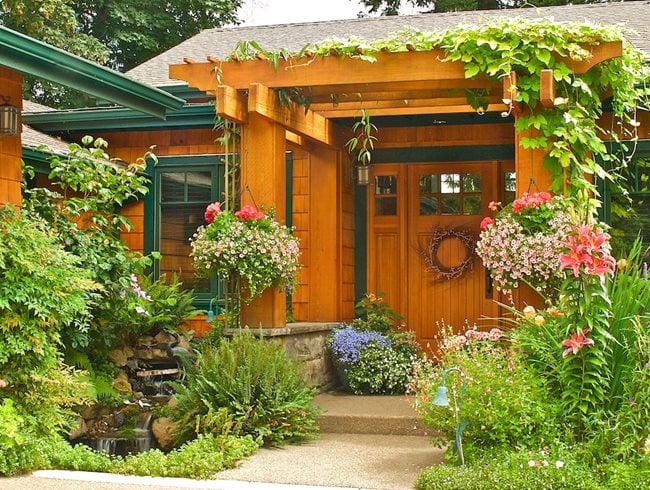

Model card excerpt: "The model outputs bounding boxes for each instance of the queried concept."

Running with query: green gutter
[0,26,184,119]
[24,103,216,132]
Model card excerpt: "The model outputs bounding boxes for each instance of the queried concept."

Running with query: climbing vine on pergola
[177,17,649,198]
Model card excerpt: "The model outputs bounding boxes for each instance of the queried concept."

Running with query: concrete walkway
[1,394,443,490]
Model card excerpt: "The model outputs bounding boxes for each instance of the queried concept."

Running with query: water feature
[94,410,155,456]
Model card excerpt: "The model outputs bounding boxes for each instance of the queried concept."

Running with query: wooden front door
[368,162,500,347]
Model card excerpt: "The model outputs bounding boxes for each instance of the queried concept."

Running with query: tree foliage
[0,1,243,106]
[360,0,602,16]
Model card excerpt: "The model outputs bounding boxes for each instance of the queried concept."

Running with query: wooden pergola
[169,42,622,327]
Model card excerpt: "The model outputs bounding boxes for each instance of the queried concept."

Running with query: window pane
[420,196,438,215]
[441,174,460,194]
[611,192,650,255]
[161,173,185,202]
[159,203,211,293]
[419,175,438,194]
[186,172,212,202]
[463,196,482,215]
[505,172,516,192]
[441,196,460,215]
[375,197,397,216]
[375,175,397,195]
[463,173,481,192]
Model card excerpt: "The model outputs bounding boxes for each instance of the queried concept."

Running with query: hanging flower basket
[190,203,301,301]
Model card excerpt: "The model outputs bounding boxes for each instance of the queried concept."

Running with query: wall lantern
[356,165,370,186]
[0,96,19,136]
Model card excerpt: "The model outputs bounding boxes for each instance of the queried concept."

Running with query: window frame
[146,154,226,308]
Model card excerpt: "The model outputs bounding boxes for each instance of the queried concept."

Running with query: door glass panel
[463,173,481,192]
[375,197,397,216]
[375,175,397,216]
[419,175,438,194]
[504,171,516,204]
[419,196,438,215]
[463,196,482,215]
[441,196,460,215]
[375,175,397,195]
[441,174,460,194]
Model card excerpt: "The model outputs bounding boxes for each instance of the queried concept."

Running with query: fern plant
[169,331,319,447]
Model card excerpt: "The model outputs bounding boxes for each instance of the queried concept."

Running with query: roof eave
[0,26,185,119]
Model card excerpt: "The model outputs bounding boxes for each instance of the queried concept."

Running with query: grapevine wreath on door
[423,228,476,280]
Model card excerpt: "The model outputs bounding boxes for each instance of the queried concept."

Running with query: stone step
[315,392,430,436]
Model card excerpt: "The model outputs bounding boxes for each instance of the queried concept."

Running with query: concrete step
[315,392,429,436]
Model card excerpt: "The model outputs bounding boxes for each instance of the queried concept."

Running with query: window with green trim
[151,156,225,305]
[608,155,650,254]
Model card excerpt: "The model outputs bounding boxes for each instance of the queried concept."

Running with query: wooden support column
[239,111,287,328]
[514,109,553,196]
[307,146,340,321]
[0,68,23,207]
[513,109,552,310]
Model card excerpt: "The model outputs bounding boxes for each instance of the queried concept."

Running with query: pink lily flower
[561,329,594,357]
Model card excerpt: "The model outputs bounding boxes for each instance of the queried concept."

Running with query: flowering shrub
[351,292,402,333]
[476,193,573,299]
[326,325,390,365]
[191,203,301,299]
[410,325,559,450]
[327,324,420,395]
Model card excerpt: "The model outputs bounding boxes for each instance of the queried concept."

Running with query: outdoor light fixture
[206,298,218,323]
[0,96,19,136]
[356,165,369,186]
[432,367,468,465]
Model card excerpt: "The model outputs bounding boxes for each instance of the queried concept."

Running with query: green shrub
[8,433,258,479]
[170,331,319,446]
[0,207,96,476]
[412,327,559,450]
[113,434,258,479]
[416,447,650,490]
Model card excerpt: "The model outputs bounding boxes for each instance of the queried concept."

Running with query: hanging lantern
[356,165,370,186]
[0,96,19,136]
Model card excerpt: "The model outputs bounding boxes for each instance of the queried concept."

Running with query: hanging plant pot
[356,165,370,186]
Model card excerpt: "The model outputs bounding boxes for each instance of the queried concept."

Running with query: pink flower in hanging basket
[204,202,222,223]
[235,204,265,221]
[480,217,494,230]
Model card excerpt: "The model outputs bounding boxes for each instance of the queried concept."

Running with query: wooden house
[17,3,650,346]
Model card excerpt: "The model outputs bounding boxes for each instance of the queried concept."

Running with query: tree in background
[0,0,243,107]
[360,0,602,16]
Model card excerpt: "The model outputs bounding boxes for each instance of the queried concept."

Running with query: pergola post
[0,67,22,207]
[239,111,288,328]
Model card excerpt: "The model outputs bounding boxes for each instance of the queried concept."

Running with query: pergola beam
[248,82,347,148]
[322,103,509,118]
[216,85,247,123]
[310,96,503,113]
[171,50,468,92]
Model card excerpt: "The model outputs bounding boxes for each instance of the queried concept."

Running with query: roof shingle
[126,2,650,88]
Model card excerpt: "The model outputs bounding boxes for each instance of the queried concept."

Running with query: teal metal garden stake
[206,297,218,323]
[432,367,467,465]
